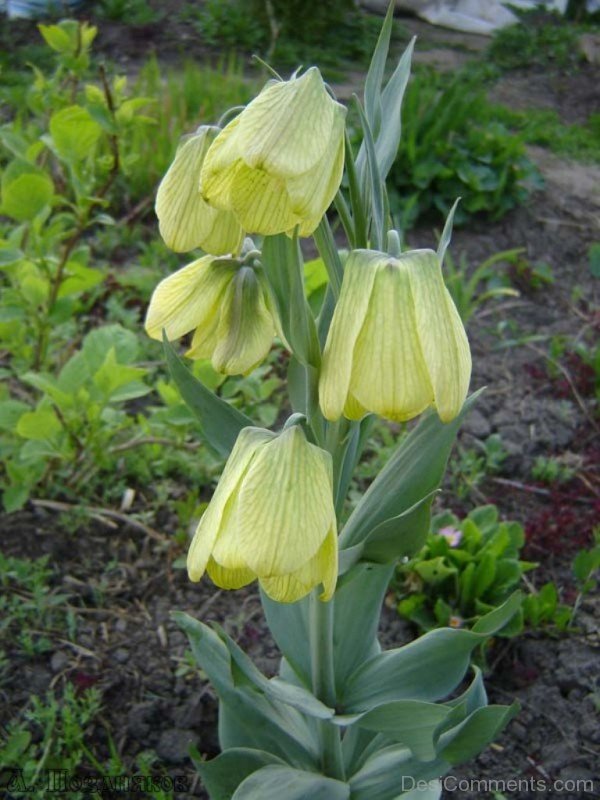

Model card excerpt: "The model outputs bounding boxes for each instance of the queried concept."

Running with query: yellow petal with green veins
[350,260,433,422]
[211,267,276,375]
[235,427,334,576]
[206,558,255,590]
[144,256,235,341]
[407,250,471,422]
[156,130,243,254]
[288,106,346,236]
[230,163,300,236]
[238,68,335,178]
[319,251,380,421]
[201,116,245,209]
[260,525,338,603]
[187,427,275,582]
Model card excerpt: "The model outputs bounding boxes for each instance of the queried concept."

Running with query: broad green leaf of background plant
[1,172,54,222]
[49,105,103,161]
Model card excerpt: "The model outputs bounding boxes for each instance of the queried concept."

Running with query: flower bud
[319,249,471,423]
[187,425,338,603]
[201,68,346,237]
[155,126,244,255]
[145,256,277,375]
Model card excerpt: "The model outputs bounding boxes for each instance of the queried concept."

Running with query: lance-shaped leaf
[335,700,458,763]
[348,743,449,800]
[437,197,460,269]
[262,233,320,368]
[340,593,521,712]
[355,98,385,251]
[213,622,334,719]
[232,765,350,800]
[333,562,393,690]
[174,612,319,767]
[394,780,442,800]
[340,391,482,551]
[363,0,394,133]
[163,333,252,458]
[260,590,311,685]
[437,703,519,765]
[198,748,285,800]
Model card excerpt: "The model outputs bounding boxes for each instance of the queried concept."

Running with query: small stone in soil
[461,408,491,439]
[156,728,199,764]
[50,650,70,673]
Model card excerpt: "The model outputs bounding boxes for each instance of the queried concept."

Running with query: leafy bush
[488,16,584,71]
[186,0,395,68]
[395,505,534,635]
[388,70,541,228]
[491,105,600,164]
[123,57,254,205]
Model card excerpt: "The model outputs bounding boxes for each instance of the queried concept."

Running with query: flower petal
[211,267,275,374]
[156,129,243,255]
[206,558,256,590]
[145,256,234,342]
[187,427,275,581]
[201,116,245,210]
[238,68,336,178]
[319,251,380,421]
[407,250,471,422]
[230,162,301,236]
[259,524,338,603]
[235,427,334,576]
[350,258,433,422]
[287,105,346,236]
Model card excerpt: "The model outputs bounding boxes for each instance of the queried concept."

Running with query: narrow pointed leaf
[363,0,395,132]
[262,234,320,367]
[341,593,521,712]
[340,391,482,550]
[376,37,416,181]
[437,198,460,269]
[355,98,385,251]
[163,333,252,457]
[438,703,520,765]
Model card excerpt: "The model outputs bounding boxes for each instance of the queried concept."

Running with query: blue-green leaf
[341,593,521,712]
[232,765,350,800]
[198,749,285,800]
[340,391,483,551]
[163,333,252,458]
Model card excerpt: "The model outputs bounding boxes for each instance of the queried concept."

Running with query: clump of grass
[119,57,255,204]
[488,14,585,71]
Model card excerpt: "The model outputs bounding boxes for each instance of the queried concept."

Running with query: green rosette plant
[145,6,520,798]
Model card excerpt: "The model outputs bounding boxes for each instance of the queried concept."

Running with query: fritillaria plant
[144,7,520,798]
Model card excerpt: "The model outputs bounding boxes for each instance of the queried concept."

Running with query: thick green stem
[309,593,345,780]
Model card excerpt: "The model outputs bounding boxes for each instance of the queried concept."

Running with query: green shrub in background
[488,15,584,71]
[395,505,536,635]
[387,70,541,228]
[187,0,396,68]
[123,56,254,206]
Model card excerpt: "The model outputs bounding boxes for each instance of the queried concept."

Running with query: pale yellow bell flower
[155,126,244,255]
[200,68,346,237]
[144,256,277,375]
[319,249,471,424]
[187,425,338,603]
